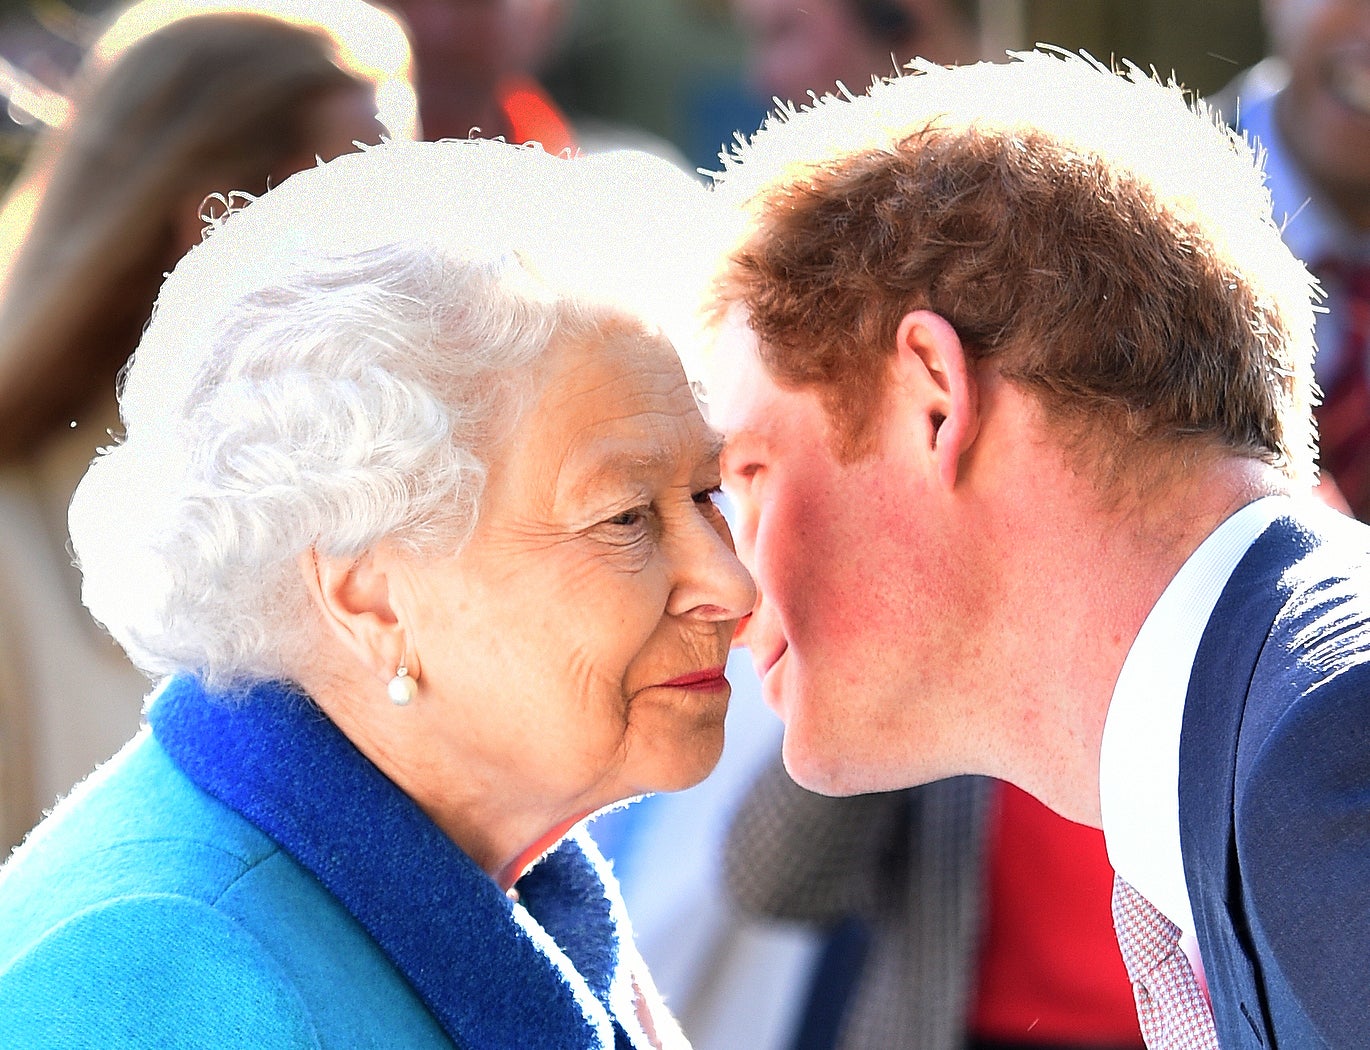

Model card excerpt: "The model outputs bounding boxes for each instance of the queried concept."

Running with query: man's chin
[781,721,952,797]
[780,728,874,797]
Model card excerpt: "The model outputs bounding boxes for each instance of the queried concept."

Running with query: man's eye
[723,461,762,487]
[693,485,724,507]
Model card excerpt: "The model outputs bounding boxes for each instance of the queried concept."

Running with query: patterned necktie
[1111,876,1218,1050]
[1313,260,1370,521]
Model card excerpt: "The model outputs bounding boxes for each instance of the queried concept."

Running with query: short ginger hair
[705,50,1319,485]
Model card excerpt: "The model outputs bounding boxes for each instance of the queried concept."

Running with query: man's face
[1266,0,1370,219]
[707,313,982,795]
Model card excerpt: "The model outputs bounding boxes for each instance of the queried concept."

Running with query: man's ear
[297,547,415,685]
[891,309,978,490]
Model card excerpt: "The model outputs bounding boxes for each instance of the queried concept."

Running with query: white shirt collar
[1100,495,1291,933]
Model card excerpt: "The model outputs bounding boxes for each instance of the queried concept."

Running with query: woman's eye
[605,506,649,529]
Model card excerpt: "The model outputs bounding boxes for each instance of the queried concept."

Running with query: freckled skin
[711,321,990,795]
[390,321,756,874]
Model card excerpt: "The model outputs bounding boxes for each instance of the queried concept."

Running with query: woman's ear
[296,547,414,684]
[891,309,979,490]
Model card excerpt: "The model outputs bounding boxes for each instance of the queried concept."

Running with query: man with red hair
[701,50,1367,1049]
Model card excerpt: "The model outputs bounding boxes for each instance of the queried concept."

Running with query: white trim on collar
[1100,495,1290,933]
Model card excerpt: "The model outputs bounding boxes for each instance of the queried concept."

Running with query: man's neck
[969,452,1288,827]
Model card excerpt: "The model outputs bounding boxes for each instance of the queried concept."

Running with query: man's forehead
[702,307,769,436]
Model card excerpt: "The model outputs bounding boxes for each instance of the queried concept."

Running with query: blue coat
[1180,505,1370,1048]
[0,676,653,1048]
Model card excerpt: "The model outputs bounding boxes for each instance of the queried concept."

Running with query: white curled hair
[69,138,715,688]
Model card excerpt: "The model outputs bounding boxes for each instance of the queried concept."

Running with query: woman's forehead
[508,328,720,493]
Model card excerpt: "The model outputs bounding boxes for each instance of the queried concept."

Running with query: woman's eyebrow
[567,433,725,492]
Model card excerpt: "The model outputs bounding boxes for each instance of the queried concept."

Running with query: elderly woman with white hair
[0,139,754,1048]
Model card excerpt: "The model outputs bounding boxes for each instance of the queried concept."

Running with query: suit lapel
[1178,514,1319,1046]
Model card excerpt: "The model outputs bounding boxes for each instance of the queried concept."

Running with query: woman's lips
[658,666,729,691]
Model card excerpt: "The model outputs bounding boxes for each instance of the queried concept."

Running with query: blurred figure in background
[0,0,414,855]
[385,0,575,149]
[732,0,978,108]
[387,0,682,159]
[1215,0,1370,520]
[728,773,1145,1050]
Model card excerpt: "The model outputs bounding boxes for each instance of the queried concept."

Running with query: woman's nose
[668,513,758,622]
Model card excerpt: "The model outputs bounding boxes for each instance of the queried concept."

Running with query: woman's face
[395,322,756,836]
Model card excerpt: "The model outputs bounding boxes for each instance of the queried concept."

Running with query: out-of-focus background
[543,0,1267,171]
[0,0,1268,184]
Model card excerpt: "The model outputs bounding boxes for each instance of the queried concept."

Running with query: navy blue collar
[149,676,639,1049]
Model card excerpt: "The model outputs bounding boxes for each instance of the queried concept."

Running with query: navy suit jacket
[1180,504,1370,1048]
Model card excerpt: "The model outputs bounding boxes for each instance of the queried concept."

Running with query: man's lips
[658,666,729,690]
[753,642,789,715]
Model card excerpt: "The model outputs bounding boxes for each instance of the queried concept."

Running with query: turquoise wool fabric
[0,675,647,1048]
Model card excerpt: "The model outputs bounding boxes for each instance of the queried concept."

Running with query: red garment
[1313,260,1370,521]
[968,782,1144,1047]
[498,75,577,156]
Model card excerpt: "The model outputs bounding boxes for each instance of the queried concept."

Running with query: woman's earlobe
[297,547,404,684]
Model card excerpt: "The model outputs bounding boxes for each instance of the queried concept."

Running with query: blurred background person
[731,0,977,108]
[0,0,414,855]
[727,772,1146,1050]
[1213,0,1370,520]
[384,0,576,149]
[386,0,684,159]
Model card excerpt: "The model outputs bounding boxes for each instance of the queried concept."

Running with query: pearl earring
[387,662,418,706]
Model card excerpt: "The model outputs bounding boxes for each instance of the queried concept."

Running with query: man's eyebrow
[702,431,726,462]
